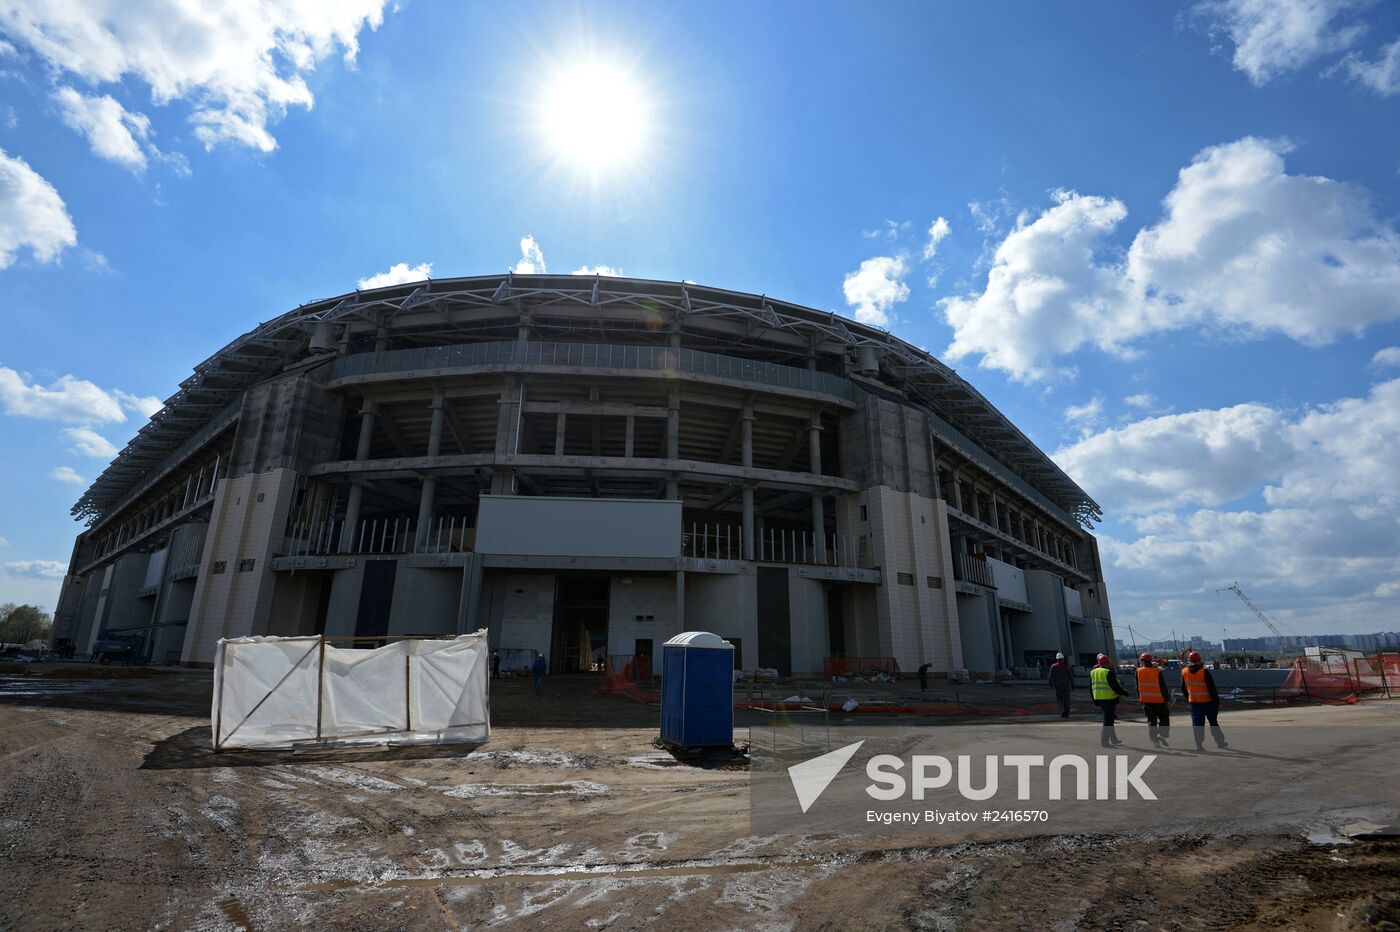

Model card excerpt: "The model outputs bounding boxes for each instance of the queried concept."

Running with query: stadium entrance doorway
[551,576,610,673]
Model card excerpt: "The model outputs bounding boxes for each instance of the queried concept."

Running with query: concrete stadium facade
[52,274,1115,675]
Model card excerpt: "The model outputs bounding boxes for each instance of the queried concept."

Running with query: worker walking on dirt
[1090,653,1128,746]
[531,653,547,696]
[1048,652,1073,718]
[1136,653,1171,747]
[918,661,931,692]
[491,650,501,678]
[1181,651,1228,751]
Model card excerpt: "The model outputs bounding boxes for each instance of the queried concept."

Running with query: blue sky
[2,0,1399,643]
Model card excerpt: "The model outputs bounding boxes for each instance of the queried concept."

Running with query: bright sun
[536,57,652,177]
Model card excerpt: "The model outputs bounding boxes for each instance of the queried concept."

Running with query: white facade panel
[987,557,1027,604]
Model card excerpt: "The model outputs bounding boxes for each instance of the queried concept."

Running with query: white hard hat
[1055,652,1065,660]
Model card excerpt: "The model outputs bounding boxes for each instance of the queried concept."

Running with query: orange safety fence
[601,655,659,703]
[1280,652,1400,704]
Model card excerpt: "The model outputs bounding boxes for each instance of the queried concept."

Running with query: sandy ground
[1,664,1398,931]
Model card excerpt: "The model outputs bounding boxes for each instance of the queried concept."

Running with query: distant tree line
[0,603,52,646]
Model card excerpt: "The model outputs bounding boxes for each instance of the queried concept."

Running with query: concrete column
[340,399,377,550]
[416,395,445,548]
[624,415,635,459]
[741,401,755,561]
[666,387,681,499]
[491,379,522,495]
[809,413,826,563]
[952,473,963,512]
[675,568,686,630]
[554,412,567,456]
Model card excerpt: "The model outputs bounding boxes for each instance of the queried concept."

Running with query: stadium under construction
[50,274,1115,675]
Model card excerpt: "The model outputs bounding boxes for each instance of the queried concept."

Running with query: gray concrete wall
[389,566,462,636]
[480,573,556,665]
[607,574,677,660]
[839,392,938,498]
[787,573,829,676]
[324,562,366,639]
[102,553,154,634]
[685,572,757,668]
[476,496,682,558]
[835,487,963,672]
[956,591,998,672]
[182,468,300,663]
[229,371,344,479]
[1014,569,1074,663]
[74,564,111,654]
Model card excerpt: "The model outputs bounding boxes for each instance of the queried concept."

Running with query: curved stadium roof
[74,274,1102,529]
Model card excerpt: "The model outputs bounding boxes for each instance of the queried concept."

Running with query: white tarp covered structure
[212,631,490,750]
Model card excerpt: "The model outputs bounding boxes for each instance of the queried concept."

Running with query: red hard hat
[1139,652,1153,663]
[1096,653,1109,664]
[1188,650,1202,663]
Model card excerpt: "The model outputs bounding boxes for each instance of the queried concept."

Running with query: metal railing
[953,553,996,589]
[681,522,870,568]
[91,400,240,531]
[329,339,857,401]
[282,515,472,556]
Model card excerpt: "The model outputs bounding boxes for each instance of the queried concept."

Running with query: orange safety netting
[601,656,659,703]
[1280,652,1400,704]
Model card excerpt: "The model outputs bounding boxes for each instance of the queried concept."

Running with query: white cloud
[1126,137,1400,342]
[1124,392,1156,409]
[942,138,1400,381]
[1069,378,1400,636]
[1343,37,1400,95]
[842,254,909,328]
[0,0,389,152]
[50,465,85,485]
[513,235,546,274]
[1055,403,1292,514]
[0,367,125,423]
[3,559,66,578]
[358,261,432,290]
[62,426,118,458]
[1063,396,1105,429]
[942,190,1129,381]
[52,86,151,171]
[0,148,77,269]
[114,389,161,419]
[1192,0,1365,85]
[1371,346,1400,369]
[572,265,622,276]
[863,219,910,241]
[921,217,951,261]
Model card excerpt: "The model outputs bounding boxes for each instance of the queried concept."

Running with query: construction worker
[1048,652,1073,718]
[1089,653,1128,746]
[918,660,931,692]
[1136,653,1171,747]
[1181,650,1228,750]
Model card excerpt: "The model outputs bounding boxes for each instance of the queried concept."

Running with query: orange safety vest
[1181,665,1212,703]
[1136,666,1165,704]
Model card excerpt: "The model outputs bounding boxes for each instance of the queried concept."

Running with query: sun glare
[536,57,652,177]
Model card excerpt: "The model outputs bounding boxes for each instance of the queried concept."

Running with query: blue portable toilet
[660,631,735,749]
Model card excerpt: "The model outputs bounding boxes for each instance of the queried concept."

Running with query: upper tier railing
[328,339,857,402]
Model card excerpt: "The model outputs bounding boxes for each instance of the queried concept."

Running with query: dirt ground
[1,663,1398,931]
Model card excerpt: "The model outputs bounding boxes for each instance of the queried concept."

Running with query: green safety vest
[1090,666,1117,701]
